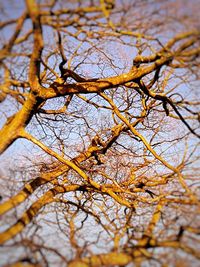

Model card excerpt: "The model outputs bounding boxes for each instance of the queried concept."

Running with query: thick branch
[0,94,42,154]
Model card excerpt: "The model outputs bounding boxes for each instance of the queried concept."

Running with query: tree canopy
[0,0,200,266]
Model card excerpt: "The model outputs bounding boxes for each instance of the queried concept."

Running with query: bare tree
[0,0,200,266]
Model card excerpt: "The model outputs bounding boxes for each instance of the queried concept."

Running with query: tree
[0,0,200,266]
